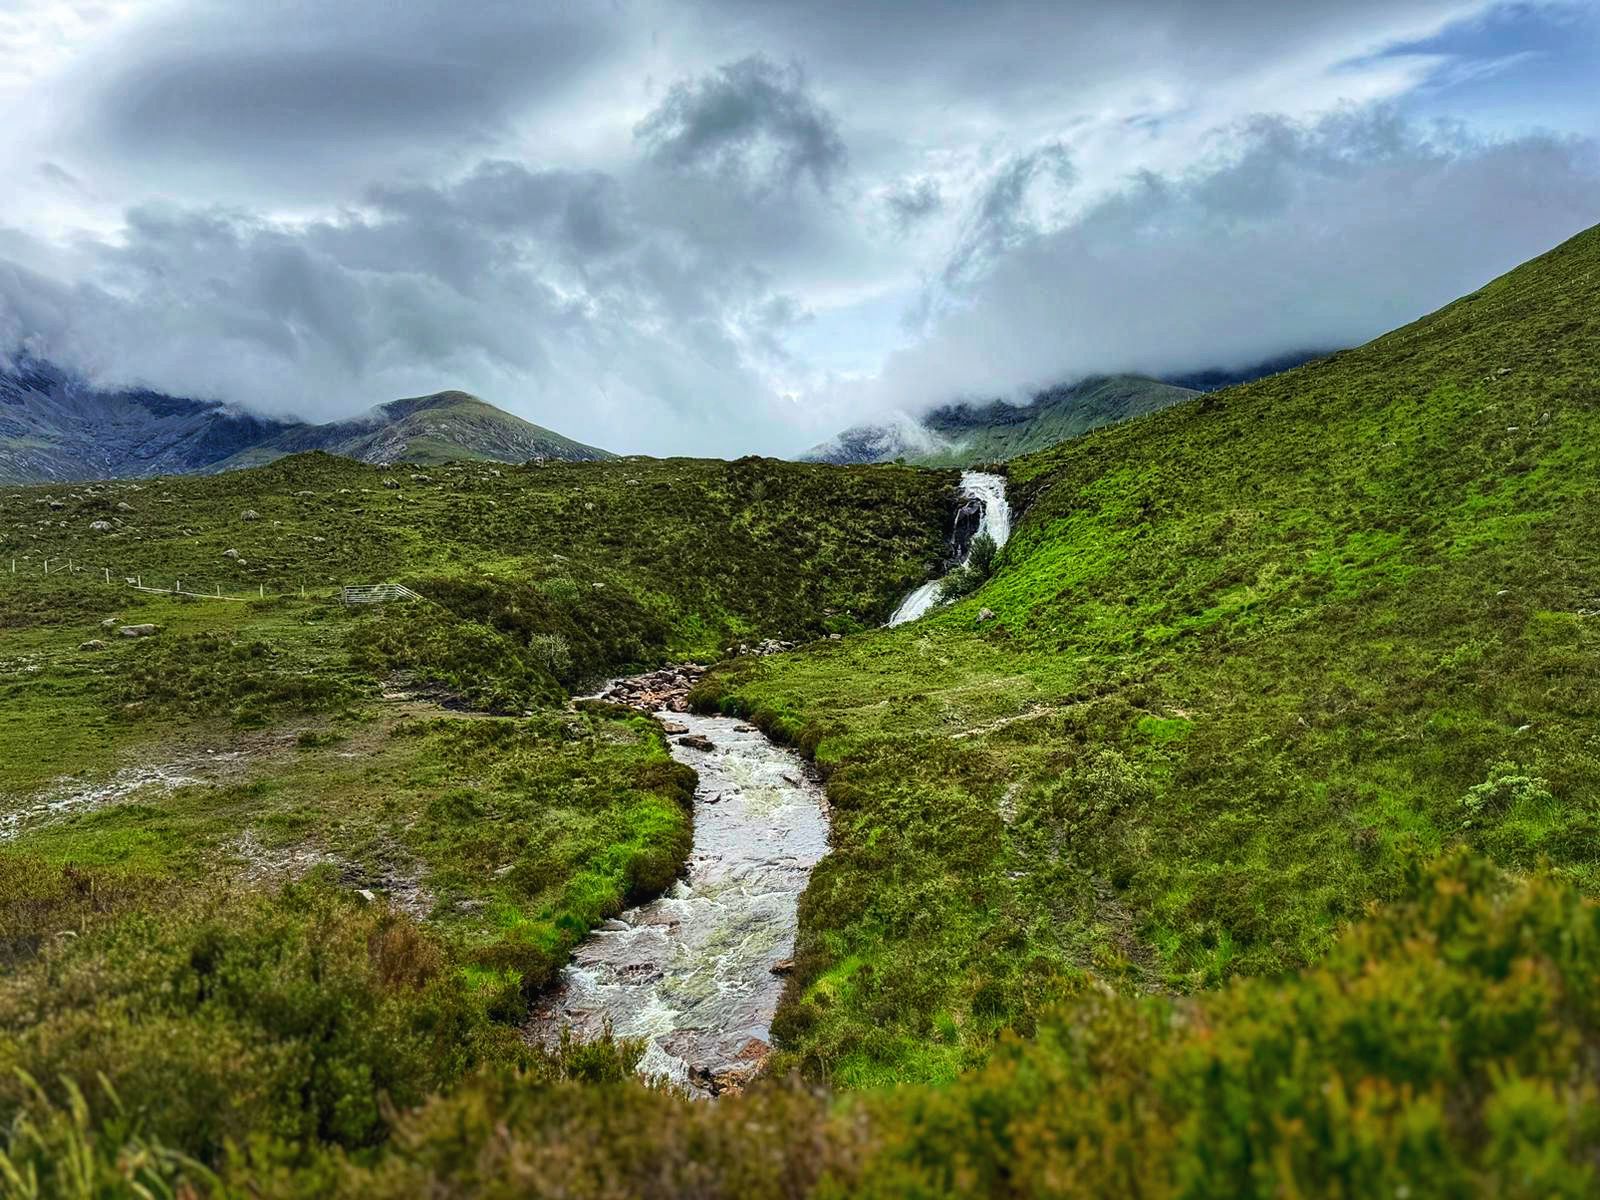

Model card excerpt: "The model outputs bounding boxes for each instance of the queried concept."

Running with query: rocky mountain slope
[0,360,611,483]
[801,374,1197,466]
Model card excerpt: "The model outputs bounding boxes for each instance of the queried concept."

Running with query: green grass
[4,225,1600,1194]
[695,222,1600,1084]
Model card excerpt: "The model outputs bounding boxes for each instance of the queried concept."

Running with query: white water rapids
[528,710,827,1096]
[887,470,1012,626]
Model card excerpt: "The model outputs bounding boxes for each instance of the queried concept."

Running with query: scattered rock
[88,519,112,532]
[678,735,716,752]
[222,548,240,559]
[118,624,159,638]
[828,632,842,640]
[382,478,400,490]
[726,638,795,658]
[115,501,135,512]
[977,607,997,622]
[78,639,106,651]
[591,663,709,714]
[100,618,119,629]
[770,958,795,976]
[660,720,689,735]
[356,888,377,903]
[240,509,261,521]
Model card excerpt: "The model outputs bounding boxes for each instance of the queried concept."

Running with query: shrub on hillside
[113,632,361,725]
[0,880,514,1173]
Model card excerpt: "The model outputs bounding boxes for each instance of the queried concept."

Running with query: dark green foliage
[0,878,511,1168]
[935,531,998,602]
[115,631,363,724]
[345,604,562,711]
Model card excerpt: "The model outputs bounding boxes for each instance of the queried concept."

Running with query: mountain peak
[0,367,613,483]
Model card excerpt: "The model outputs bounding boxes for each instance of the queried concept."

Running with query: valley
[1,224,1598,1196]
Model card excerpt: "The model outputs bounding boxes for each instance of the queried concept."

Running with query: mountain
[0,360,612,483]
[800,373,1198,465]
[210,390,613,471]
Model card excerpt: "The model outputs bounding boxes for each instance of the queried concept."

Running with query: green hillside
[701,221,1600,1082]
[802,374,1196,466]
[916,374,1199,465]
[2,225,1600,1195]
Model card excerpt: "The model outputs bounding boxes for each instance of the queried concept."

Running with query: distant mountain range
[0,358,613,483]
[800,374,1199,466]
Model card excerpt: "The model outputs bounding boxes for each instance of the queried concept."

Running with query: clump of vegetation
[114,631,363,725]
[346,603,561,711]
[0,877,513,1171]
[935,531,998,603]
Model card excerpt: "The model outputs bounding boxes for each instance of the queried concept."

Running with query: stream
[528,708,828,1096]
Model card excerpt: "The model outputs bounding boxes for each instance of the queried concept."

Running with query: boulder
[770,958,795,976]
[678,734,716,752]
[118,624,159,638]
[222,548,240,559]
[977,607,996,623]
[101,618,119,629]
[240,509,261,521]
[89,520,112,532]
[78,639,106,652]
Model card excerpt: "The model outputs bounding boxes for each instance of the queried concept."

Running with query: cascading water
[528,710,828,1096]
[887,470,1011,626]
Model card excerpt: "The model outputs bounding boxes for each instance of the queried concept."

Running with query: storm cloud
[0,0,1596,454]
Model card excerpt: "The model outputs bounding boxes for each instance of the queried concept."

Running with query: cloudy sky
[0,1,1597,456]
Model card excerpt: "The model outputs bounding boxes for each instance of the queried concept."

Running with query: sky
[0,0,1596,457]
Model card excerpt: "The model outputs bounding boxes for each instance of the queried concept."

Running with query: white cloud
[0,0,1594,454]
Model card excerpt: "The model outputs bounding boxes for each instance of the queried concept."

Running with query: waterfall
[888,470,1011,626]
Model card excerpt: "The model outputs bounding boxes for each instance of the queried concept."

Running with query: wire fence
[5,552,418,606]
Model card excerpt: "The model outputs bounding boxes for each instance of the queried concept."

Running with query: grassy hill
[802,374,1197,466]
[3,224,1600,1194]
[700,221,1600,1084]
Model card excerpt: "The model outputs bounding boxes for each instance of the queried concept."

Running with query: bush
[113,633,360,724]
[0,882,513,1167]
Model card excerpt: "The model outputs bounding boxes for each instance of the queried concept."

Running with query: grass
[694,221,1600,1084]
[3,224,1600,1194]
